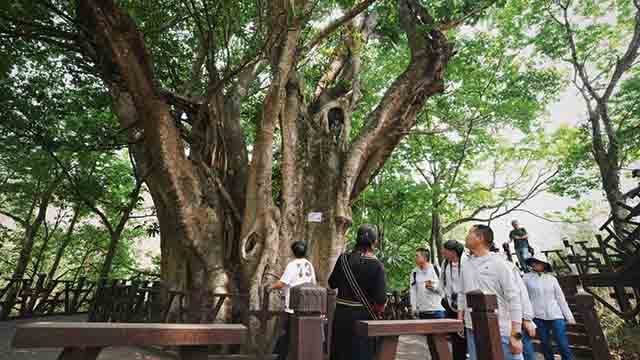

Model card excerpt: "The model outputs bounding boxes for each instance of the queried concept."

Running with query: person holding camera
[410,247,445,359]
[440,240,467,360]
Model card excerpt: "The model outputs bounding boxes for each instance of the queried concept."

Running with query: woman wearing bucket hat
[523,253,576,360]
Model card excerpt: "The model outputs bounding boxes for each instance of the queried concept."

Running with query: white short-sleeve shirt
[280,258,317,313]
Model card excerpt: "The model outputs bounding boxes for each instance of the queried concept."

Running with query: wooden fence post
[557,275,579,296]
[467,291,504,360]
[289,284,326,360]
[575,293,611,360]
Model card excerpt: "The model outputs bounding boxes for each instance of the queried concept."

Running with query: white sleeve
[517,275,534,321]
[457,266,466,312]
[553,277,575,323]
[409,275,415,309]
[280,262,297,286]
[499,262,522,325]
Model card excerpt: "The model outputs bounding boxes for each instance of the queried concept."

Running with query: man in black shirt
[509,220,531,273]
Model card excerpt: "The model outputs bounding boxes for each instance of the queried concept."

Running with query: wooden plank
[567,333,591,347]
[375,336,399,360]
[208,356,278,360]
[290,316,323,360]
[581,271,640,287]
[431,334,452,360]
[531,340,593,358]
[575,293,611,360]
[12,322,247,348]
[467,292,504,360]
[58,347,102,360]
[179,345,209,360]
[355,319,463,337]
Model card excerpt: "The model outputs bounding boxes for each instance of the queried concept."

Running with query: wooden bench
[356,319,463,360]
[12,322,247,360]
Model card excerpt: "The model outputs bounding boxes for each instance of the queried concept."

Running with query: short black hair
[473,224,494,248]
[416,247,431,261]
[355,224,378,249]
[443,240,464,258]
[291,240,307,258]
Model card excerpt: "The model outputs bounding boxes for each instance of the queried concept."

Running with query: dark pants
[331,305,375,360]
[274,314,291,360]
[444,307,467,360]
[418,311,446,359]
[534,318,574,360]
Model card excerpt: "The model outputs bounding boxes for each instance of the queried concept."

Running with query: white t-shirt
[280,258,317,313]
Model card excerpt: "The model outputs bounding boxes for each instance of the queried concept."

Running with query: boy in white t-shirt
[271,240,317,360]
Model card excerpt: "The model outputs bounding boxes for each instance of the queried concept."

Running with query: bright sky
[486,86,639,252]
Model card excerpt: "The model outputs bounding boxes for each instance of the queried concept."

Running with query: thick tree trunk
[76,0,453,353]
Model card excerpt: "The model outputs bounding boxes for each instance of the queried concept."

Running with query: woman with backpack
[328,224,387,360]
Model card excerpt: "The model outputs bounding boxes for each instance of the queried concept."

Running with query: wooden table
[12,321,247,360]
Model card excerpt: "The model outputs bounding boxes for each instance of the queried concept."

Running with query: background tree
[495,0,640,237]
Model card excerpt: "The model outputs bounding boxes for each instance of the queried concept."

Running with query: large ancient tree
[1,0,497,326]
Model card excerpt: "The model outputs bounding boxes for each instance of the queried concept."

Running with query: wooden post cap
[575,293,595,307]
[290,285,327,314]
[466,291,498,311]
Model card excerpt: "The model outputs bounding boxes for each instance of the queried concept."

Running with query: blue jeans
[522,331,535,360]
[515,247,530,272]
[534,319,574,360]
[466,328,523,360]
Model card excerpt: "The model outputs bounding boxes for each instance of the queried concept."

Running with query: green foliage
[494,0,640,198]
[0,15,148,280]
[545,126,601,198]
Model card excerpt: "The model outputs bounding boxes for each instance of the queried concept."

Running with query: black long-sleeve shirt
[328,252,387,306]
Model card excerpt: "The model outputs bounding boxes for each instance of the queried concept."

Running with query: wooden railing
[0,273,95,320]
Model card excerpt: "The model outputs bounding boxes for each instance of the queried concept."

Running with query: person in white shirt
[409,247,445,360]
[523,254,575,360]
[271,240,317,360]
[440,240,467,360]
[410,247,445,317]
[503,255,537,360]
[457,225,524,360]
